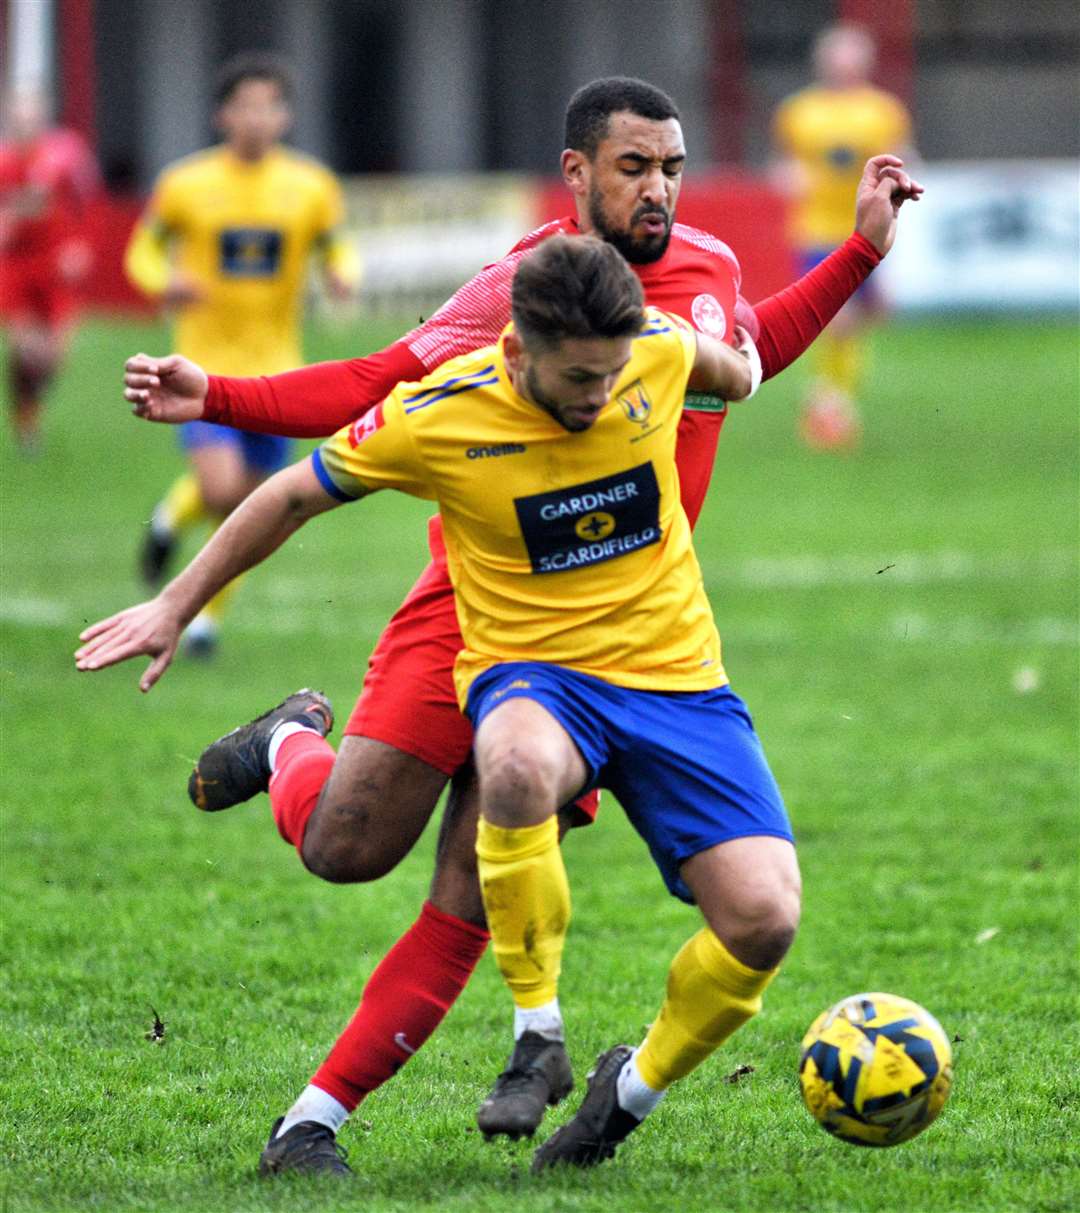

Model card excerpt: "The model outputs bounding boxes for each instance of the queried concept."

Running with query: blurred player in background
[0,86,99,454]
[773,24,914,450]
[124,53,358,653]
[94,78,919,1175]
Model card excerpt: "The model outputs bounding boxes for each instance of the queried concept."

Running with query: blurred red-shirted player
[0,88,100,452]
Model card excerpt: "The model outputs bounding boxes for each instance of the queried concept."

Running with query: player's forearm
[687,333,756,400]
[752,233,882,381]
[203,341,425,437]
[157,468,326,624]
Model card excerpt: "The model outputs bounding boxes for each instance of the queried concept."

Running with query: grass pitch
[1,313,1077,1213]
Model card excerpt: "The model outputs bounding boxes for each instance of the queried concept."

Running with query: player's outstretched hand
[124,352,209,424]
[854,154,925,257]
[75,598,183,692]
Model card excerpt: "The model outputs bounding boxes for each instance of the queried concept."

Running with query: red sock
[311,900,490,1111]
[268,732,336,851]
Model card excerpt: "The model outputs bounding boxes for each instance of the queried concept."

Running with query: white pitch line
[5,548,1075,631]
[712,548,1076,590]
[0,595,71,626]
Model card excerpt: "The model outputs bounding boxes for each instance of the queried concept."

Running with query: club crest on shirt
[691,293,727,339]
[348,402,385,448]
[618,379,653,426]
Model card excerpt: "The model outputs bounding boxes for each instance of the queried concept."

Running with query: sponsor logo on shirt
[348,402,384,447]
[466,442,527,459]
[691,292,727,339]
[514,463,661,574]
[219,227,283,276]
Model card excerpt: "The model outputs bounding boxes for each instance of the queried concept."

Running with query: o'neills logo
[348,403,384,448]
[514,463,661,574]
[466,443,526,459]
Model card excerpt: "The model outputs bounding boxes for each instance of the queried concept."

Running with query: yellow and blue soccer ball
[799,992,953,1147]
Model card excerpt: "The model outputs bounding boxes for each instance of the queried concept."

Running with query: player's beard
[588,185,672,265]
[525,366,594,432]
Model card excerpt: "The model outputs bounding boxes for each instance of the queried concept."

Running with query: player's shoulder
[504,217,574,257]
[638,306,694,337]
[395,344,503,419]
[669,223,741,275]
[776,84,819,118]
[155,146,223,188]
[273,146,340,189]
[864,85,912,123]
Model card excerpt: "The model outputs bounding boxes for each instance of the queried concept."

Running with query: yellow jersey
[127,145,347,375]
[314,309,728,705]
[774,85,912,247]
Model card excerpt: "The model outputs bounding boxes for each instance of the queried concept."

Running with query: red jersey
[398,216,748,528]
[0,129,99,258]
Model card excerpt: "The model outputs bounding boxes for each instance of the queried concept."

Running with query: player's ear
[503,331,524,373]
[561,148,588,195]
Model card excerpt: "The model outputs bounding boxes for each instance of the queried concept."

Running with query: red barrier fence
[81,174,795,316]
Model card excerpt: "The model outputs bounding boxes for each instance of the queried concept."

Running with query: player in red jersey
[103,78,920,1173]
[0,87,99,452]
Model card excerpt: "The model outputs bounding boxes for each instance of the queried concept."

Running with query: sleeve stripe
[404,374,499,413]
[403,364,496,404]
[311,449,361,502]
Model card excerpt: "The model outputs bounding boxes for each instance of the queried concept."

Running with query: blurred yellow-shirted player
[125,53,359,652]
[773,24,912,449]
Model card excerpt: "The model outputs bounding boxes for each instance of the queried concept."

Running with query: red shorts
[345,520,599,825]
[0,252,77,330]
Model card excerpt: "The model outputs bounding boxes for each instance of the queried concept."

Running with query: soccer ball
[798,992,953,1147]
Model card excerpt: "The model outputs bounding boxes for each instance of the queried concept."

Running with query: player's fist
[124,352,209,423]
[854,154,924,256]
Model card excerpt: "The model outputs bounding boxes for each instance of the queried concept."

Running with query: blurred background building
[4,0,1078,311]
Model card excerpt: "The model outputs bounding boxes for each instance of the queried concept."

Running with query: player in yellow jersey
[77,235,801,1172]
[124,53,358,652]
[774,24,913,449]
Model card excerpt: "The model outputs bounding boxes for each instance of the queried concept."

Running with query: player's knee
[199,479,248,517]
[299,798,408,884]
[721,886,802,972]
[480,745,561,823]
[11,352,53,401]
[300,826,402,884]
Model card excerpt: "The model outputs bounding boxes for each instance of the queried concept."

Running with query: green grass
[1,313,1077,1213]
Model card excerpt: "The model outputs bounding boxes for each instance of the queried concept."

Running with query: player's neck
[225,142,277,165]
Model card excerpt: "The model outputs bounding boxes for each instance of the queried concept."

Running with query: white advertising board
[878,160,1079,311]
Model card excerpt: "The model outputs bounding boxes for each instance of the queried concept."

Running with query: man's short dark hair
[511,235,645,349]
[564,77,680,158]
[214,52,294,107]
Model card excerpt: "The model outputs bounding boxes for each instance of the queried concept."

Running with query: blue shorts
[179,421,292,475]
[465,663,793,904]
[799,246,882,310]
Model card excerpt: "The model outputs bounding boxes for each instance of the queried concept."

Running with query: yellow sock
[636,928,778,1090]
[161,472,209,533]
[813,329,862,399]
[475,816,569,1009]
